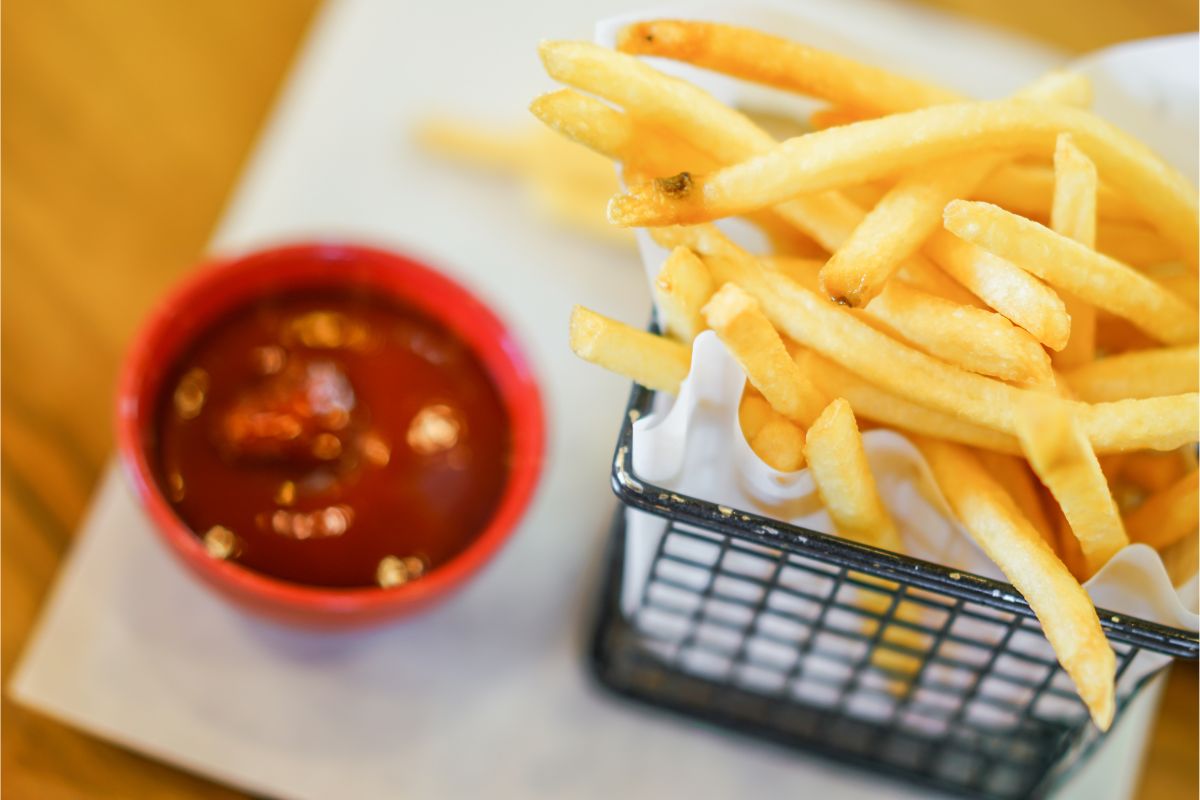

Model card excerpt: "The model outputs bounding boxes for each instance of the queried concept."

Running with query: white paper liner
[596,7,1199,726]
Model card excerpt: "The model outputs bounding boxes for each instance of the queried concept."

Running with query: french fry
[768,257,1050,385]
[820,154,998,306]
[529,88,716,177]
[1094,313,1158,354]
[420,116,632,246]
[607,101,1199,268]
[839,181,889,208]
[537,38,991,315]
[863,280,1054,386]
[944,200,1198,344]
[537,40,872,263]
[1119,450,1191,493]
[1050,134,1099,369]
[894,254,983,307]
[974,451,1057,549]
[1061,346,1199,402]
[1159,519,1199,587]
[539,40,774,163]
[973,162,1141,222]
[798,350,1021,454]
[665,225,1199,453]
[1078,394,1200,454]
[924,230,1070,350]
[1097,221,1181,268]
[615,20,962,114]
[1050,134,1098,248]
[915,436,1115,730]
[1152,270,1199,309]
[532,88,830,256]
[654,246,714,341]
[568,306,690,393]
[1124,469,1199,551]
[702,282,827,426]
[751,416,808,472]
[818,70,1091,307]
[526,176,634,247]
[810,107,874,130]
[738,389,772,440]
[1015,399,1128,577]
[805,398,902,550]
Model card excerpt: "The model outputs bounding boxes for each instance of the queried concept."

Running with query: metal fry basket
[589,382,1198,800]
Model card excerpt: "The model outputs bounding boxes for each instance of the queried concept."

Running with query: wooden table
[2,1,1196,797]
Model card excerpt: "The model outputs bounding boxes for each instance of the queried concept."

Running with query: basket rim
[610,380,1199,660]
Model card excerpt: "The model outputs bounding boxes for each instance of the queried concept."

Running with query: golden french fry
[529,88,716,177]
[607,101,1199,267]
[1051,134,1098,246]
[736,386,808,471]
[537,40,874,264]
[527,175,634,247]
[821,154,998,306]
[1061,346,1199,402]
[1124,469,1199,551]
[819,72,1091,307]
[1015,399,1128,576]
[1119,450,1191,493]
[1094,313,1159,354]
[1151,269,1199,309]
[1097,221,1181,267]
[615,20,962,114]
[915,436,1115,730]
[702,283,827,426]
[1159,519,1199,587]
[761,255,824,289]
[751,416,808,472]
[798,350,1021,454]
[654,246,714,341]
[420,115,633,245]
[894,254,983,307]
[973,162,1142,222]
[1051,134,1099,369]
[739,389,772,440]
[806,398,902,551]
[864,280,1054,387]
[540,40,775,163]
[924,230,1069,350]
[1078,394,1200,454]
[532,88,830,256]
[568,306,690,393]
[538,37,989,314]
[944,200,1197,344]
[810,107,874,130]
[769,257,1049,384]
[665,224,1199,453]
[974,451,1058,549]
[840,181,889,208]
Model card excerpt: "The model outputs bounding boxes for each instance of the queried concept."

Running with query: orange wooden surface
[2,1,1196,797]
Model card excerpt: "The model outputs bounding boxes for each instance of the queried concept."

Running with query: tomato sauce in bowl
[117,243,543,626]
[156,290,511,588]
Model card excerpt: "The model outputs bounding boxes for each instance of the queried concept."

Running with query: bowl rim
[115,241,545,621]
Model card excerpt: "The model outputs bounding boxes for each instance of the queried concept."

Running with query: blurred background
[2,0,1197,797]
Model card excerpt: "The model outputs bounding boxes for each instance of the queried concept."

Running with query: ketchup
[153,289,512,588]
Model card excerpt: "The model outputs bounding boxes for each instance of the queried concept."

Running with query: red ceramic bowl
[116,242,544,628]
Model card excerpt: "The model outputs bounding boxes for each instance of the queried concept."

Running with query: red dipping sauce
[153,289,511,589]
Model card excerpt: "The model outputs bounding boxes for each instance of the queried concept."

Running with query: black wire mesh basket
[589,381,1198,800]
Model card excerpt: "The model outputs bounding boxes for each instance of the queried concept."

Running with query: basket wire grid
[589,382,1198,800]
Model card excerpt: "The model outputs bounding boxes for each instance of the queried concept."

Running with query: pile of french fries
[538,20,1200,730]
